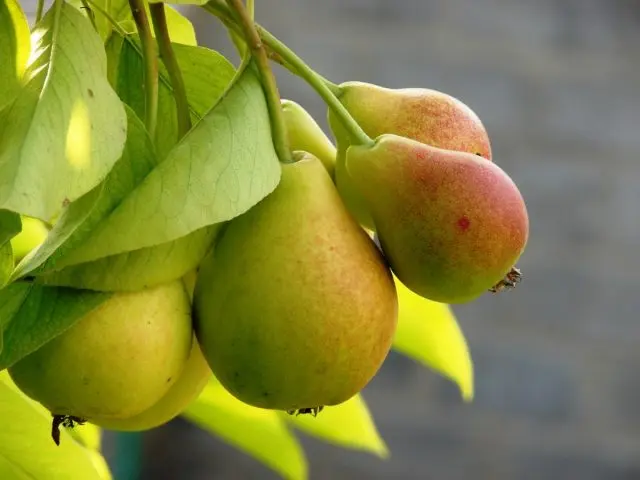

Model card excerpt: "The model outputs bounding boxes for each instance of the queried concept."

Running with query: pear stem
[128,0,158,138]
[204,1,373,147]
[149,3,192,138]
[226,0,292,163]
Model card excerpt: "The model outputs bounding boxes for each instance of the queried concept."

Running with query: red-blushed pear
[346,134,528,304]
[328,81,492,229]
[282,99,337,177]
[9,281,193,422]
[193,153,398,413]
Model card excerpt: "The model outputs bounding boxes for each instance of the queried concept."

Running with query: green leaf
[157,5,197,46]
[183,378,308,480]
[11,108,217,291]
[38,225,219,290]
[43,59,280,268]
[0,210,21,246]
[149,0,209,6]
[284,394,388,458]
[0,2,127,222]
[115,37,235,159]
[0,242,12,289]
[0,0,29,110]
[392,276,474,401]
[13,107,159,279]
[0,283,110,370]
[0,372,108,480]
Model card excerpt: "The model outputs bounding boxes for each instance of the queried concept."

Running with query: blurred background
[23,0,640,478]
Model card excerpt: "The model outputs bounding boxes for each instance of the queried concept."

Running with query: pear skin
[193,153,398,411]
[328,82,491,229]
[9,281,193,421]
[282,99,337,176]
[347,134,528,304]
[94,337,211,431]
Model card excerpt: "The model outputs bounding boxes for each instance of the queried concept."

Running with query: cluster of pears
[7,81,528,438]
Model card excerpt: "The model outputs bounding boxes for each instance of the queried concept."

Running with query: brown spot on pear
[193,153,398,411]
[346,134,528,304]
[328,81,492,229]
[8,281,192,421]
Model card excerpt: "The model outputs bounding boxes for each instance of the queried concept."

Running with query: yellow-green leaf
[161,5,197,46]
[284,394,388,458]
[183,378,307,480]
[392,276,474,401]
[0,372,110,480]
[0,0,30,109]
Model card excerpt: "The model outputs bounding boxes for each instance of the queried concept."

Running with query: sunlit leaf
[0,372,108,480]
[183,378,308,480]
[393,276,474,401]
[0,2,127,221]
[284,394,388,457]
[40,60,280,269]
[0,0,30,109]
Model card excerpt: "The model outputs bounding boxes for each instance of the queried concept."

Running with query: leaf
[284,394,388,458]
[38,225,219,291]
[0,0,29,110]
[158,5,197,46]
[392,276,474,401]
[0,242,12,289]
[0,210,21,246]
[0,372,107,480]
[183,378,308,480]
[13,107,160,279]
[11,109,217,291]
[45,59,281,268]
[115,37,235,160]
[0,2,127,222]
[66,422,102,451]
[149,0,210,6]
[0,283,110,370]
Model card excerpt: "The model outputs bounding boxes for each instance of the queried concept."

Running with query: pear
[9,280,193,421]
[328,81,491,229]
[282,99,336,176]
[94,338,211,431]
[346,134,528,304]
[10,216,49,262]
[193,153,398,411]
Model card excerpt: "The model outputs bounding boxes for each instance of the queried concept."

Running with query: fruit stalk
[204,1,372,148]
[149,3,192,138]
[225,0,292,163]
[128,0,158,137]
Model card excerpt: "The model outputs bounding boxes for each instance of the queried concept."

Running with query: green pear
[9,280,193,421]
[93,273,210,431]
[282,99,336,176]
[194,153,398,411]
[346,134,528,304]
[10,216,49,261]
[328,81,492,229]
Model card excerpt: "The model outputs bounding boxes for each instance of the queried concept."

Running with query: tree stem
[149,4,191,138]
[204,1,372,147]
[128,0,158,138]
[225,0,292,163]
[35,0,45,24]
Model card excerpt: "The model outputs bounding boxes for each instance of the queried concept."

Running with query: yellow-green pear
[328,81,492,229]
[194,153,398,411]
[10,216,49,261]
[94,337,211,431]
[9,281,193,421]
[282,99,336,176]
